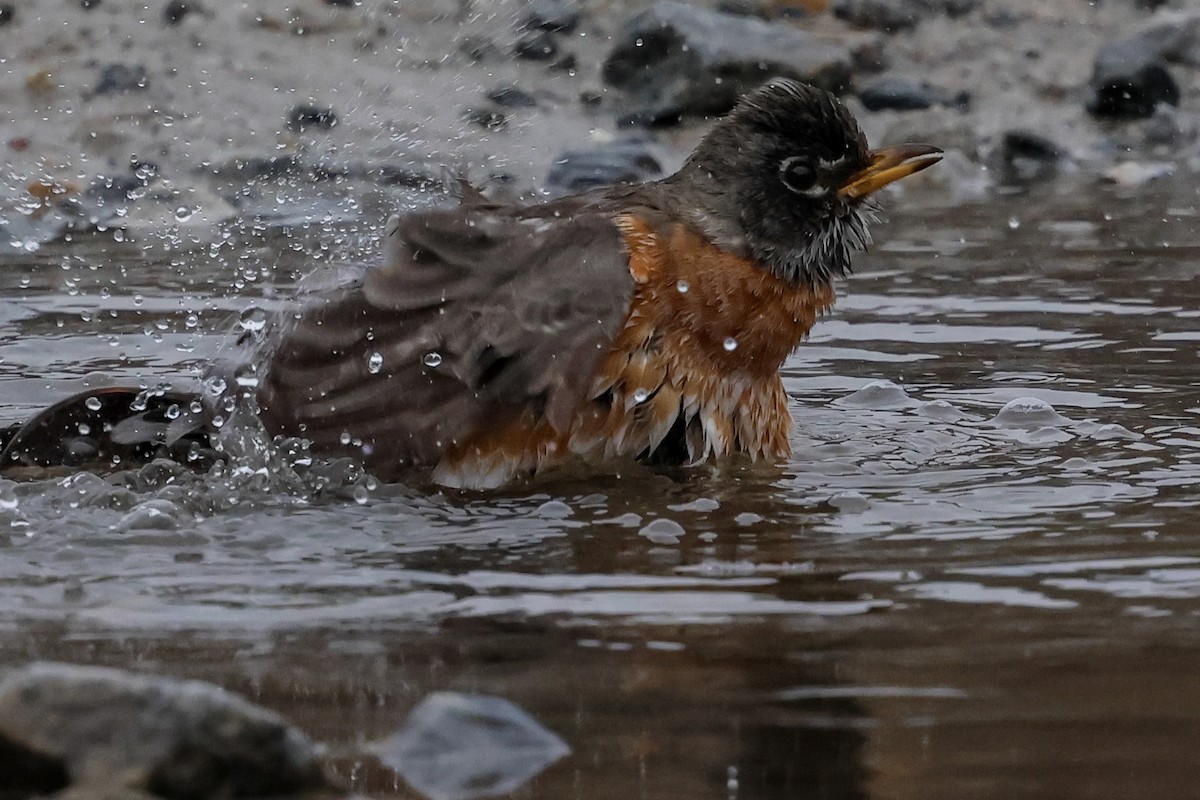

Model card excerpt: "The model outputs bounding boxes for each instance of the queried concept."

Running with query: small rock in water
[375,692,570,800]
[989,397,1073,429]
[513,30,560,61]
[163,0,196,25]
[0,662,332,798]
[858,76,970,112]
[839,379,916,409]
[0,4,14,26]
[602,1,854,125]
[547,139,662,193]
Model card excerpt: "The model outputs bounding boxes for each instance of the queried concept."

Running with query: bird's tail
[0,386,217,475]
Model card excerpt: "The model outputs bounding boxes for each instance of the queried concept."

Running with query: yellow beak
[839,144,943,200]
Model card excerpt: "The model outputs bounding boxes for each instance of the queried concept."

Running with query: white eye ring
[780,156,827,198]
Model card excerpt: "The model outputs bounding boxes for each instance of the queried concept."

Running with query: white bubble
[368,352,384,374]
[676,279,689,293]
[423,351,443,368]
[722,337,738,352]
[84,396,102,411]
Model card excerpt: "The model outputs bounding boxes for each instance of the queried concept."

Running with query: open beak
[839,144,943,200]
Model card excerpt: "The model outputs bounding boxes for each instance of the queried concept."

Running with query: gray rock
[287,104,339,132]
[0,662,334,799]
[602,1,854,125]
[833,0,930,31]
[547,139,662,193]
[1087,40,1179,119]
[486,85,538,108]
[858,76,969,111]
[521,0,580,33]
[93,64,149,96]
[995,130,1067,183]
[1123,10,1200,68]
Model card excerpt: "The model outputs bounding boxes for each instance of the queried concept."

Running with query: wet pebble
[989,397,1073,429]
[93,64,149,96]
[0,4,13,26]
[521,0,580,34]
[486,85,538,108]
[1087,40,1179,119]
[547,139,662,193]
[839,379,917,409]
[0,662,333,799]
[994,129,1067,184]
[832,0,926,31]
[286,104,338,132]
[858,76,970,112]
[163,0,196,25]
[639,517,686,544]
[513,30,560,61]
[1102,160,1174,186]
[602,1,855,125]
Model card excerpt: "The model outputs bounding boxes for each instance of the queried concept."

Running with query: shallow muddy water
[2,177,1199,799]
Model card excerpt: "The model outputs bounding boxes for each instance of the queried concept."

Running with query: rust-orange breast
[432,214,835,489]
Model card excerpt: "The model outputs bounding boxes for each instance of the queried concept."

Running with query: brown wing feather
[256,200,636,478]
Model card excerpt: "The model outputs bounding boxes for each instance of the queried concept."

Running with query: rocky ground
[0,0,1198,251]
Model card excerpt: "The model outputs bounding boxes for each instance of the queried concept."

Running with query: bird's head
[674,79,941,287]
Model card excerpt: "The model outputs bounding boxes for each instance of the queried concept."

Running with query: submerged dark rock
[547,139,662,193]
[287,104,339,132]
[513,30,560,61]
[995,130,1067,183]
[833,0,927,31]
[0,662,334,799]
[521,0,580,34]
[0,4,14,27]
[858,77,970,111]
[603,1,855,125]
[487,85,538,108]
[163,0,196,25]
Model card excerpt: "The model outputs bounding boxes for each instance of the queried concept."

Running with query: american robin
[1,79,940,489]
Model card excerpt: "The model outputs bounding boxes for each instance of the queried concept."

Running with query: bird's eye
[780,157,823,197]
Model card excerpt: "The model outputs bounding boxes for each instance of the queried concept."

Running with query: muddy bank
[0,0,1197,250]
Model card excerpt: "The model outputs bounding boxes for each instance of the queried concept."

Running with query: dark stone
[0,662,334,799]
[287,104,338,132]
[1087,40,1179,118]
[163,0,195,25]
[458,35,498,61]
[996,130,1065,183]
[93,64,149,95]
[80,0,102,8]
[324,0,357,6]
[487,85,538,108]
[858,77,970,112]
[0,4,13,27]
[602,1,855,126]
[522,0,580,33]
[463,107,508,131]
[547,139,662,193]
[0,732,70,797]
[513,30,559,61]
[832,0,928,31]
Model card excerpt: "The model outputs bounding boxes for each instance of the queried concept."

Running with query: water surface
[2,178,1199,799]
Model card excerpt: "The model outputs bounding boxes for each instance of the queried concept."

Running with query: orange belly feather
[432,215,835,488]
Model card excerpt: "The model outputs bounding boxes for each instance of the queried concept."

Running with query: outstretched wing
[256,202,636,475]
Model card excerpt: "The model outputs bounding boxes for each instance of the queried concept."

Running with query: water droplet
[237,306,269,336]
[722,337,738,352]
[339,431,352,445]
[353,485,370,505]
[676,279,690,293]
[165,404,181,420]
[423,351,443,368]
[367,352,384,374]
[202,375,227,397]
[632,388,650,403]
[1008,216,1020,230]
[84,396,102,411]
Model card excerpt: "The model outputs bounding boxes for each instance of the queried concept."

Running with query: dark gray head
[669,79,941,287]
